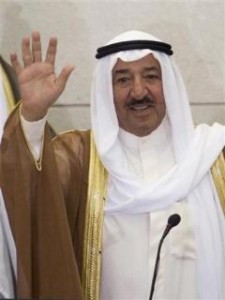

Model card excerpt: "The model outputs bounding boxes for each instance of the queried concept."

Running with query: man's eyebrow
[113,66,160,75]
[143,66,160,72]
[113,69,130,75]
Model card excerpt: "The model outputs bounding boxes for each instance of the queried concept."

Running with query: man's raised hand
[10,31,74,121]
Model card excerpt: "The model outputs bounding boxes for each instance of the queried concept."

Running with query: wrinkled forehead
[108,49,163,78]
[112,53,161,74]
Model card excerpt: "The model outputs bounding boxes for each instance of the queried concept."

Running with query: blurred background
[1,0,224,133]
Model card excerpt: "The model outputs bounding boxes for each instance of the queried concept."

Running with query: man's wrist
[20,103,48,121]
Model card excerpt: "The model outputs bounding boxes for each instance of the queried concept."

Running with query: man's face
[112,54,166,137]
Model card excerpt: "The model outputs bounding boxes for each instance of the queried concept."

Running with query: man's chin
[128,125,157,137]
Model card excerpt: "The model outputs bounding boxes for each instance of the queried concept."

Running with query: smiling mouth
[127,97,155,111]
[129,103,154,110]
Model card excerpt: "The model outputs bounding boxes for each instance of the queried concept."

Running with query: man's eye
[118,77,130,83]
[145,74,158,79]
[114,77,131,87]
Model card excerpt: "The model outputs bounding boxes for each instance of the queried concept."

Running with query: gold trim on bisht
[82,131,108,300]
[211,150,225,215]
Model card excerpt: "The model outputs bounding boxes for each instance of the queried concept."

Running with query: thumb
[57,64,75,90]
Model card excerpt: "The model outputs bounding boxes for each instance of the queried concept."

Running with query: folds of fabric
[0,107,90,299]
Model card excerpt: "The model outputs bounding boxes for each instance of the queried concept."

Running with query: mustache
[127,96,154,108]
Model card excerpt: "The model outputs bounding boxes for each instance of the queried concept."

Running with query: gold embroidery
[82,132,108,300]
[211,151,225,215]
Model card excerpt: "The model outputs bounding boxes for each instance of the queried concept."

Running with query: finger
[57,64,75,90]
[22,36,32,66]
[10,53,23,75]
[45,37,57,65]
[31,31,42,62]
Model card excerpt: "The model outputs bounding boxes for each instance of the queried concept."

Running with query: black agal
[95,40,173,59]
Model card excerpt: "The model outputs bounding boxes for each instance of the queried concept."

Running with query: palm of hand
[19,62,62,109]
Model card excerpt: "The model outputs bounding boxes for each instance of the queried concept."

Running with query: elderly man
[0,30,225,299]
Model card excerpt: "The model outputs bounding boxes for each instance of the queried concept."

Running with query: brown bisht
[0,106,92,299]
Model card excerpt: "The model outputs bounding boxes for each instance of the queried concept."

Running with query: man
[0,30,225,299]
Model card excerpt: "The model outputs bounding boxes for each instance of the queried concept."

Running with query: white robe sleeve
[20,114,47,161]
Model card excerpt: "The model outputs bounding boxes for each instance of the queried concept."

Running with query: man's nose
[130,77,147,100]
